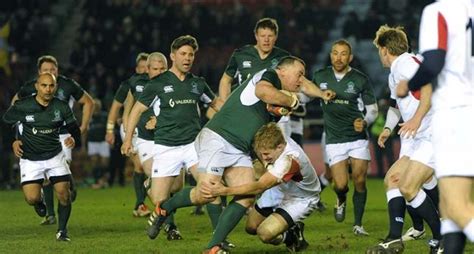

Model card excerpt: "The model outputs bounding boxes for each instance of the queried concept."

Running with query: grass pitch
[0,179,472,253]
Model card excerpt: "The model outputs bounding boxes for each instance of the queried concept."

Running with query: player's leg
[399,161,441,243]
[349,157,369,235]
[329,159,349,222]
[19,158,48,217]
[51,176,71,241]
[131,153,149,217]
[205,165,255,250]
[163,169,185,240]
[246,204,271,235]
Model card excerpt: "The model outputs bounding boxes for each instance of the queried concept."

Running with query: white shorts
[87,141,110,158]
[195,128,253,176]
[279,195,319,223]
[120,124,138,147]
[321,132,329,164]
[257,186,284,208]
[60,133,72,162]
[326,139,370,166]
[136,138,156,163]
[399,136,435,169]
[19,151,71,183]
[151,142,197,178]
[432,106,474,178]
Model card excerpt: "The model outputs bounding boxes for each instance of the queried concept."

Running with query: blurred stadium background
[0,0,429,187]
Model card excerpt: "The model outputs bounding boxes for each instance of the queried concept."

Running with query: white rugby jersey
[390,52,433,137]
[267,138,320,198]
[418,0,473,110]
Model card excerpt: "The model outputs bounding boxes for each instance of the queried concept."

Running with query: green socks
[43,184,55,217]
[133,172,146,209]
[206,202,223,229]
[162,187,193,212]
[57,202,71,231]
[353,190,367,226]
[206,202,247,249]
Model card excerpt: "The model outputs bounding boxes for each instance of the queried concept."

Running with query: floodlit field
[0,179,472,253]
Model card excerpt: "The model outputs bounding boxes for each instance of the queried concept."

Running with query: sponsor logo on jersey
[190,82,200,94]
[52,110,62,122]
[38,128,54,134]
[344,82,357,94]
[169,98,175,108]
[26,115,35,122]
[320,83,328,90]
[136,85,144,93]
[164,85,174,93]
[243,61,252,68]
[175,99,196,105]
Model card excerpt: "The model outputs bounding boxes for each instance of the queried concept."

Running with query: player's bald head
[37,72,57,85]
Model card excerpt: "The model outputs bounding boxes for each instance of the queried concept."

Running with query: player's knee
[170,183,183,193]
[24,196,41,205]
[399,183,417,200]
[256,226,276,243]
[56,189,71,205]
[245,223,258,235]
[233,195,255,208]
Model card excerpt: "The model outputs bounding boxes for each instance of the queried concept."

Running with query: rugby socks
[442,219,466,253]
[133,172,146,210]
[57,202,71,232]
[206,202,223,229]
[423,177,439,209]
[206,201,247,249]
[161,187,194,212]
[335,186,348,205]
[353,189,367,226]
[406,206,424,231]
[407,190,441,240]
[386,189,406,239]
[164,211,175,227]
[43,184,56,217]
[464,219,474,242]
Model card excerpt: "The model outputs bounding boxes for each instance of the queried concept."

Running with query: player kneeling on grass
[201,122,321,252]
[3,73,80,241]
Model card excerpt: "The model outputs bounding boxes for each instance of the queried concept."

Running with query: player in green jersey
[142,55,335,253]
[121,35,223,242]
[3,73,82,241]
[105,53,153,217]
[313,39,378,236]
[11,55,94,226]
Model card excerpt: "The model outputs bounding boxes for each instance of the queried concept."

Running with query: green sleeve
[260,70,281,90]
[2,104,22,125]
[224,50,238,77]
[361,77,377,105]
[113,81,130,103]
[17,81,36,99]
[62,102,77,124]
[200,80,216,104]
[137,81,159,107]
[69,79,86,101]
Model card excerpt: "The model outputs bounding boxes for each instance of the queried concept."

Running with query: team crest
[344,82,357,94]
[56,89,66,100]
[190,82,200,94]
[164,85,174,93]
[52,110,62,122]
[243,61,252,68]
[320,83,328,90]
[271,59,279,68]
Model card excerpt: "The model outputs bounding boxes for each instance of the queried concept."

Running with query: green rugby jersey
[225,45,289,86]
[206,69,282,153]
[18,75,85,134]
[3,96,77,161]
[88,111,108,142]
[138,71,215,146]
[129,74,155,141]
[113,78,131,104]
[312,67,376,144]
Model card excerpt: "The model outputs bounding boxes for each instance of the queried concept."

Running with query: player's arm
[255,80,298,108]
[209,172,279,197]
[300,77,336,101]
[77,91,95,134]
[218,73,234,101]
[2,104,24,157]
[378,99,401,148]
[121,101,148,155]
[398,84,432,138]
[122,91,135,128]
[105,99,123,145]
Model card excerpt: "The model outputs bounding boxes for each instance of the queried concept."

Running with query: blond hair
[253,122,286,152]
[373,25,409,56]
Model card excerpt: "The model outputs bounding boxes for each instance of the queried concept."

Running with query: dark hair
[277,55,306,68]
[37,55,58,69]
[331,39,353,55]
[170,35,199,53]
[135,52,149,64]
[254,18,279,35]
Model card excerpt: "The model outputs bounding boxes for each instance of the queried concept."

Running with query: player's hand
[145,116,157,130]
[396,80,409,98]
[64,137,75,149]
[353,118,366,132]
[12,140,23,158]
[378,128,391,148]
[200,181,225,199]
[120,140,133,156]
[322,89,336,102]
[105,132,115,146]
[398,117,421,139]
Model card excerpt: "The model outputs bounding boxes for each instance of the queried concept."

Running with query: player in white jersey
[396,1,474,252]
[368,25,442,254]
[201,122,320,252]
